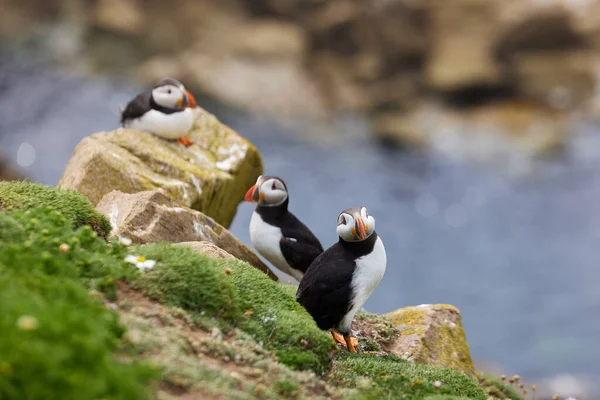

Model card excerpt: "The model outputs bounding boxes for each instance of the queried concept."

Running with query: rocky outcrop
[58,107,262,228]
[385,304,476,379]
[95,189,277,280]
[3,0,599,154]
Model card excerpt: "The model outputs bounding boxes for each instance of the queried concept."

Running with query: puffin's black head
[243,175,288,207]
[337,206,375,242]
[151,77,197,111]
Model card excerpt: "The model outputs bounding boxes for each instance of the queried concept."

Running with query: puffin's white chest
[249,212,300,280]
[339,236,387,332]
[124,108,194,139]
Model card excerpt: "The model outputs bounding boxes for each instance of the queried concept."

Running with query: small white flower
[118,237,133,246]
[434,381,441,388]
[125,255,156,271]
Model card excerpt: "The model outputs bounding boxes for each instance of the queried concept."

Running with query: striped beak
[184,89,197,108]
[244,184,258,203]
[354,216,367,240]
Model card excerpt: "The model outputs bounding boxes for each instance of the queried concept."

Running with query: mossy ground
[0,181,112,238]
[329,353,488,400]
[0,183,509,399]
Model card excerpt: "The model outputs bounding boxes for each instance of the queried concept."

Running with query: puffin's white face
[152,84,187,110]
[243,175,288,207]
[337,206,375,242]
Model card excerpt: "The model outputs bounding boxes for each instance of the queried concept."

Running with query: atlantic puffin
[243,175,324,282]
[296,206,386,352]
[120,78,197,147]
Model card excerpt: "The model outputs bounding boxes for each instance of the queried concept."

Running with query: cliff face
[3,0,599,155]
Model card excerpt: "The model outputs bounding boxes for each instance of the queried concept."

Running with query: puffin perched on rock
[297,206,386,352]
[244,175,324,281]
[120,77,197,147]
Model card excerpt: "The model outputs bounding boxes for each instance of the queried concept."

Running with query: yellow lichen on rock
[385,304,476,379]
[58,107,262,228]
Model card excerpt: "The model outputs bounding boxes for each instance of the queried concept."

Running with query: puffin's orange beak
[355,218,367,240]
[184,89,196,109]
[244,184,258,203]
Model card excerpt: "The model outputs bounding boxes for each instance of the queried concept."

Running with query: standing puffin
[243,175,324,282]
[120,77,197,147]
[297,206,386,352]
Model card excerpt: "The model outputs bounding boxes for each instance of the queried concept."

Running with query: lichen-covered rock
[174,241,236,260]
[95,189,277,280]
[385,304,476,379]
[58,107,262,228]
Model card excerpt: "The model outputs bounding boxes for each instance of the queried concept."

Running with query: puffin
[243,175,324,282]
[120,77,197,147]
[296,206,386,352]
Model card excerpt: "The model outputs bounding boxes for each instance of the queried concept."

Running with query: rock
[511,50,597,110]
[92,0,144,35]
[174,241,236,260]
[138,19,326,118]
[373,101,567,159]
[95,189,277,280]
[426,0,504,91]
[385,304,476,379]
[58,107,262,228]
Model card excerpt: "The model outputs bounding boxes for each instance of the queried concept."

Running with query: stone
[95,189,277,280]
[58,107,262,228]
[385,304,476,379]
[373,101,567,159]
[426,0,505,91]
[511,50,596,110]
[174,241,236,260]
[92,0,144,35]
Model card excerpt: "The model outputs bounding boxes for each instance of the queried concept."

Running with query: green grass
[330,353,488,400]
[227,258,334,374]
[0,260,155,399]
[0,181,111,238]
[478,373,524,400]
[133,243,240,320]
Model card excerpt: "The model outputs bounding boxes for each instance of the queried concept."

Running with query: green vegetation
[228,258,334,373]
[134,243,240,320]
[478,373,524,400]
[0,209,154,400]
[330,353,488,400]
[0,181,112,238]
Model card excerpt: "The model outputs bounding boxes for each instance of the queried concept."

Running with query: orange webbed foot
[178,136,193,147]
[332,331,359,352]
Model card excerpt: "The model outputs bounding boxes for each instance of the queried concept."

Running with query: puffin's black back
[256,199,324,274]
[121,88,182,125]
[296,233,378,331]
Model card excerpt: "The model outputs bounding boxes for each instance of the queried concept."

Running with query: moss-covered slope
[0,183,511,400]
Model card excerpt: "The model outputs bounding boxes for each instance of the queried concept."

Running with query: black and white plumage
[297,206,386,352]
[243,175,324,282]
[120,78,197,146]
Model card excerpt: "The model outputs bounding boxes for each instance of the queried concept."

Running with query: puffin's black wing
[279,238,323,275]
[296,242,355,331]
[120,91,152,124]
[278,212,324,274]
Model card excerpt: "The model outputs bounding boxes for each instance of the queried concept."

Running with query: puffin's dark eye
[340,216,346,225]
[272,182,277,190]
[167,89,172,94]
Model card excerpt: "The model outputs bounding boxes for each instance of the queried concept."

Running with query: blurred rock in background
[2,0,600,155]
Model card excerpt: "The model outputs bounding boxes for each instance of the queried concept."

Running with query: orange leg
[178,136,193,147]
[344,333,358,353]
[332,331,358,351]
